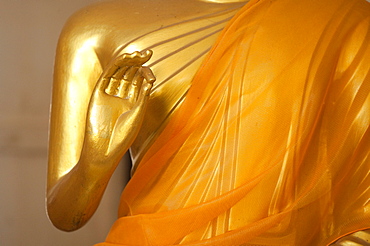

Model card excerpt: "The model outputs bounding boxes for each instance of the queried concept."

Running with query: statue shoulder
[57,0,246,63]
[62,0,245,34]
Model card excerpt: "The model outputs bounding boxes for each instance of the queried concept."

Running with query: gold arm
[47,27,104,230]
[47,41,155,230]
[46,0,248,232]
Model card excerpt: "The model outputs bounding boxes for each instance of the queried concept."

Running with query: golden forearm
[46,156,115,231]
[47,43,102,189]
[46,25,110,230]
[47,49,155,231]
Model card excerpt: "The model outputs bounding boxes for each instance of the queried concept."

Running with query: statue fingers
[113,66,128,79]
[96,51,153,98]
[140,67,156,84]
[117,79,130,99]
[102,58,124,79]
[127,66,155,102]
[127,75,142,104]
[99,52,135,81]
[113,66,138,100]
[103,78,117,95]
[136,67,156,102]
[123,66,139,82]
[104,67,127,96]
[96,61,126,94]
[135,81,154,109]
[137,50,153,66]
[95,77,111,94]
[114,50,153,68]
[104,64,140,97]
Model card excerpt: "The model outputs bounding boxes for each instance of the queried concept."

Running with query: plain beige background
[0,0,129,245]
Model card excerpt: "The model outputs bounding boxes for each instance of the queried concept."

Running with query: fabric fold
[96,0,370,245]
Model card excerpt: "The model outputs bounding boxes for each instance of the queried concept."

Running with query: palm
[84,50,155,162]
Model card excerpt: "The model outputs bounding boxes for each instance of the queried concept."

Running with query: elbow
[46,195,86,232]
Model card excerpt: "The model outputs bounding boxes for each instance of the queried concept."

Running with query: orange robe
[96,0,370,244]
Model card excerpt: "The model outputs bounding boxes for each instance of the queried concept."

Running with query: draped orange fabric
[96,0,370,245]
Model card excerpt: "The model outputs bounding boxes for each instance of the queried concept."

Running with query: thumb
[136,67,156,104]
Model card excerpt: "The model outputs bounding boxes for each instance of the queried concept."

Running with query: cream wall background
[0,1,129,245]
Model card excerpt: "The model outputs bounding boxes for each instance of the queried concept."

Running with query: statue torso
[71,0,247,166]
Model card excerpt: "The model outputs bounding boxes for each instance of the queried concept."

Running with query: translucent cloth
[96,0,370,244]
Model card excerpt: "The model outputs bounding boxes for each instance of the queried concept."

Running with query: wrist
[77,151,118,183]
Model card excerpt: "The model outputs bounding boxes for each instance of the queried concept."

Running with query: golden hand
[82,50,156,167]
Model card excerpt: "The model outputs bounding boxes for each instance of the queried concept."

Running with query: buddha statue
[47,0,370,245]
